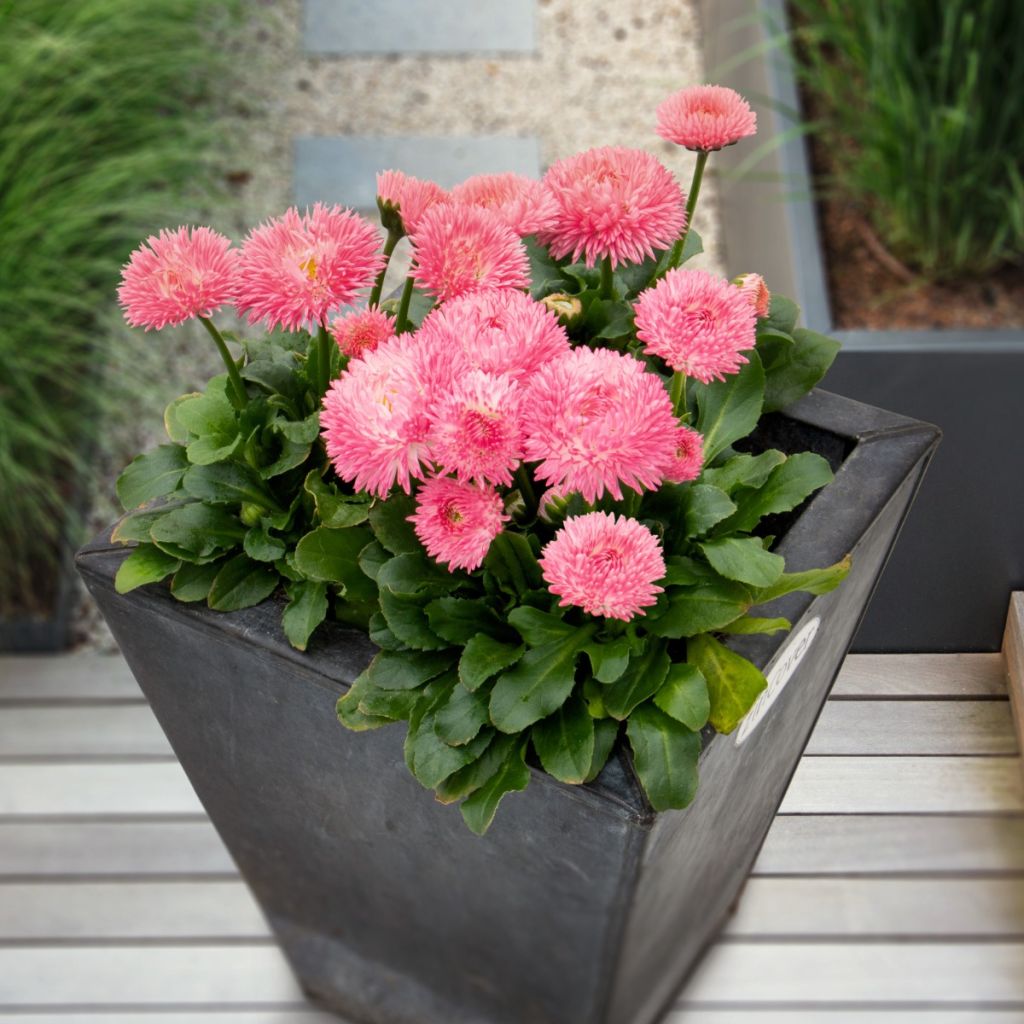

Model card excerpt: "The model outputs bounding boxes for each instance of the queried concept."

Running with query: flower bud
[732,273,771,318]
[240,502,265,527]
[540,292,583,328]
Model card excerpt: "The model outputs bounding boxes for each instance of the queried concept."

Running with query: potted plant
[77,84,938,1024]
[701,0,1023,652]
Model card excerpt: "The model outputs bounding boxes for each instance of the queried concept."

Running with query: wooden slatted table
[1,651,1022,1022]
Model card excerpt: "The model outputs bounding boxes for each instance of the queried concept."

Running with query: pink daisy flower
[656,84,757,152]
[410,204,530,302]
[416,288,570,384]
[540,512,666,621]
[376,170,448,235]
[634,268,757,383]
[734,272,771,318]
[409,476,508,572]
[523,348,679,502]
[236,204,384,332]
[429,370,524,487]
[450,172,558,237]
[321,333,449,497]
[118,226,238,331]
[330,307,396,359]
[664,424,705,483]
[539,146,686,268]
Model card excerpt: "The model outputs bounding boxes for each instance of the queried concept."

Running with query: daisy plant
[113,84,848,834]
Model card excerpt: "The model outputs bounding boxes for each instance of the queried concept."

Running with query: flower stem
[199,316,247,409]
[395,274,416,334]
[664,149,709,276]
[622,488,642,518]
[669,369,688,418]
[598,255,614,300]
[368,230,400,308]
[515,463,538,519]
[317,322,333,396]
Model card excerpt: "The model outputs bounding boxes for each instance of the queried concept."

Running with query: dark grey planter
[76,389,937,1024]
[701,0,1024,652]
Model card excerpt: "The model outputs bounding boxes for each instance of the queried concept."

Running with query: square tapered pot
[77,388,938,1024]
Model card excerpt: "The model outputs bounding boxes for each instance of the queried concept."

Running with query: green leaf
[694,352,766,463]
[603,642,671,721]
[378,590,449,651]
[174,377,236,436]
[647,580,751,638]
[459,635,525,691]
[377,552,459,598]
[483,532,544,597]
[164,394,195,444]
[149,503,246,562]
[662,556,716,586]
[682,485,737,537]
[111,500,191,544]
[114,545,181,594]
[689,634,767,734]
[585,637,631,683]
[627,703,701,812]
[525,235,569,298]
[364,649,456,691]
[702,451,787,495]
[116,445,189,511]
[170,560,222,603]
[303,470,370,528]
[281,579,328,651]
[507,606,575,647]
[759,326,841,413]
[243,522,287,563]
[259,438,312,479]
[367,493,420,554]
[531,695,595,784]
[337,673,392,732]
[207,555,279,611]
[699,537,785,588]
[186,431,241,466]
[720,453,833,534]
[293,526,371,583]
[489,625,596,733]
[584,717,620,783]
[357,540,390,582]
[460,740,531,835]
[425,598,505,645]
[752,555,852,604]
[435,684,491,746]
[276,411,321,445]
[182,462,279,510]
[763,293,799,334]
[435,733,517,804]
[368,611,408,651]
[720,616,791,635]
[357,685,420,721]
[654,663,710,730]
[405,686,492,790]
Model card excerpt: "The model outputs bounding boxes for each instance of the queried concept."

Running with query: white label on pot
[735,617,820,746]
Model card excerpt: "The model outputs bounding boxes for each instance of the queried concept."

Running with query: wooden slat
[754,814,1024,875]
[0,655,140,701]
[680,942,1024,1005]
[1003,592,1024,763]
[0,821,235,877]
[832,653,1007,698]
[780,756,1024,814]
[806,700,1017,755]
[0,706,171,759]
[725,878,1024,937]
[0,1014,343,1024]
[0,945,303,1005]
[669,1013,1024,1023]
[0,882,268,940]
[0,764,203,817]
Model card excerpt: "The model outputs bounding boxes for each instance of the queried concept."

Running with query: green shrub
[0,0,240,617]
[788,0,1024,279]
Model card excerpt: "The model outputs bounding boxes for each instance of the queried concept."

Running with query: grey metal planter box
[702,0,1024,652]
[77,390,937,1024]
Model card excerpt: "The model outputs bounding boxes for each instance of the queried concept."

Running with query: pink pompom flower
[540,512,666,621]
[634,268,757,383]
[321,333,447,497]
[409,476,508,572]
[656,84,757,152]
[664,424,705,483]
[237,204,384,332]
[330,307,396,359]
[376,170,448,236]
[523,347,679,502]
[450,172,557,237]
[733,272,771,318]
[429,370,524,487]
[118,226,238,331]
[416,288,570,384]
[539,146,686,268]
[410,204,530,302]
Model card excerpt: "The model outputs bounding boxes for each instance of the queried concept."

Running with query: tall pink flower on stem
[410,204,530,302]
[540,512,666,621]
[236,204,384,332]
[523,347,679,502]
[539,146,686,269]
[634,268,757,383]
[118,226,238,331]
[330,307,396,359]
[450,172,557,237]
[656,85,757,152]
[733,272,771,318]
[409,476,509,572]
[376,170,448,236]
[664,424,705,483]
